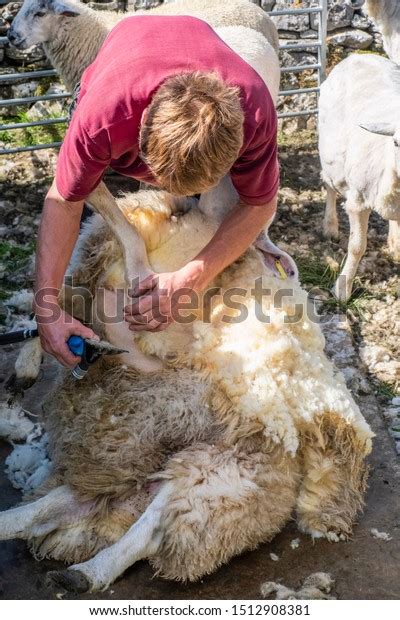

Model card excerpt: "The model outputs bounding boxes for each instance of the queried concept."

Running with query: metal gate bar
[0,0,328,155]
[270,0,328,120]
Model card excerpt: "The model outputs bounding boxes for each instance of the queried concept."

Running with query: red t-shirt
[56,15,279,205]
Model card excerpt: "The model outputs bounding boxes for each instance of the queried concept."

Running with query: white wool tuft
[6,289,34,314]
[187,264,373,456]
[5,432,51,493]
[8,317,37,333]
[261,572,335,600]
[0,403,51,492]
[371,528,392,541]
[0,403,39,442]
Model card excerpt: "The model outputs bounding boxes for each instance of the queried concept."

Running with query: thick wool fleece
[69,190,374,458]
[20,188,372,579]
[102,193,373,456]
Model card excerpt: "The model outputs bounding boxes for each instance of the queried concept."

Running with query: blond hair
[139,72,244,196]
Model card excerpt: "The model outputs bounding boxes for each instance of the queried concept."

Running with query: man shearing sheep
[34,15,293,367]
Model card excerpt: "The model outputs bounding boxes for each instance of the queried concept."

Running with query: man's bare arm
[34,179,97,366]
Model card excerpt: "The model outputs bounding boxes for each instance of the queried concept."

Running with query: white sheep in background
[363,0,400,63]
[0,188,373,592]
[319,53,400,301]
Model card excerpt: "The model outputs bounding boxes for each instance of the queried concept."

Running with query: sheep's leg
[0,486,93,540]
[6,337,43,397]
[87,182,153,287]
[47,442,298,591]
[46,482,172,593]
[323,185,339,240]
[333,208,370,301]
[198,174,239,223]
[388,219,400,261]
[149,443,299,582]
[99,287,164,373]
[296,417,368,541]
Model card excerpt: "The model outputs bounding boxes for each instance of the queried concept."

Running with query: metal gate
[0,0,328,155]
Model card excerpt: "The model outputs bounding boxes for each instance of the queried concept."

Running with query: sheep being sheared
[0,188,372,592]
[319,53,400,301]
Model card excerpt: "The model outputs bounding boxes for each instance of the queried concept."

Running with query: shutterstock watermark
[33,275,353,328]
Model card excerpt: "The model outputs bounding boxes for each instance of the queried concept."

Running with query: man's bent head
[139,71,244,196]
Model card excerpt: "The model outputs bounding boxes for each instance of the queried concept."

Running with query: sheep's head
[7,0,80,49]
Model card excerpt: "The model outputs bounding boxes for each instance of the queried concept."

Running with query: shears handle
[67,335,89,380]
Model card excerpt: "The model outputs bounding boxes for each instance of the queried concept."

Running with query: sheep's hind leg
[0,486,92,540]
[323,185,339,240]
[333,207,370,301]
[388,219,400,261]
[47,443,298,592]
[148,443,299,582]
[46,482,171,593]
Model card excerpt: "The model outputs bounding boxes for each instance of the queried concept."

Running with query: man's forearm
[183,195,277,291]
[34,183,84,308]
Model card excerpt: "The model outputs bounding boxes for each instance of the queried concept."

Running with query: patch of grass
[297,254,338,290]
[297,254,373,317]
[0,109,67,148]
[0,240,35,317]
[354,49,387,58]
[34,77,58,97]
[0,239,35,285]
[376,381,398,400]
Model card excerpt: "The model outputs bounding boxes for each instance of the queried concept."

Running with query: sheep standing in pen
[319,53,400,301]
[362,0,400,63]
[0,187,373,592]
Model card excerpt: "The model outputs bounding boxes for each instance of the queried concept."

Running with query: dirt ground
[0,132,399,600]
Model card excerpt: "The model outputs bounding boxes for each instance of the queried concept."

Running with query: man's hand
[123,195,279,332]
[124,267,199,332]
[37,306,98,367]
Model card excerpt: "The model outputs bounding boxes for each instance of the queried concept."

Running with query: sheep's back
[144,0,279,53]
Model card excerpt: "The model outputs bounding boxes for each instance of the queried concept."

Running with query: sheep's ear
[51,1,80,16]
[359,122,396,137]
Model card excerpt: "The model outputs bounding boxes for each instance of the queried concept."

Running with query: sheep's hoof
[323,226,340,241]
[46,569,90,593]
